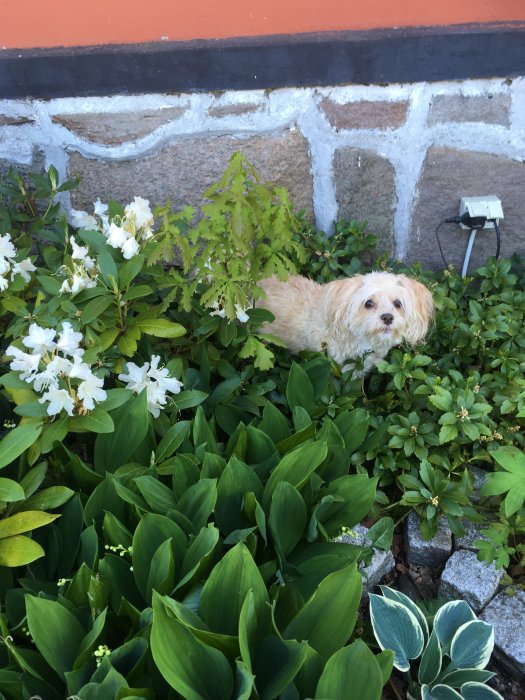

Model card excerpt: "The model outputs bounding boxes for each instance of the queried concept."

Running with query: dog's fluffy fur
[257,272,434,373]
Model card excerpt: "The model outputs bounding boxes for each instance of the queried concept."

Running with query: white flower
[10,258,36,283]
[70,236,90,261]
[235,306,250,323]
[33,356,71,392]
[6,346,41,380]
[0,233,16,260]
[68,352,92,381]
[39,387,75,416]
[148,355,183,395]
[61,272,96,296]
[121,236,140,260]
[106,223,129,249]
[0,276,8,291]
[22,323,57,355]
[93,199,108,218]
[77,374,106,410]
[125,197,153,230]
[119,356,183,417]
[56,322,83,357]
[141,226,154,241]
[0,258,10,276]
[118,362,149,393]
[68,209,97,231]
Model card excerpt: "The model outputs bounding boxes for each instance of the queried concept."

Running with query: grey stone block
[405,511,452,567]
[454,519,490,552]
[407,147,525,271]
[53,107,188,145]
[333,147,395,256]
[320,99,409,131]
[68,130,314,218]
[469,465,488,503]
[439,550,503,612]
[480,590,525,679]
[334,524,395,592]
[428,93,511,127]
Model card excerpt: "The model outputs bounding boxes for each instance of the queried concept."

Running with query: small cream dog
[257,272,434,373]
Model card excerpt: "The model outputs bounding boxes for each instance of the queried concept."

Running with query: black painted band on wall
[1,22,525,99]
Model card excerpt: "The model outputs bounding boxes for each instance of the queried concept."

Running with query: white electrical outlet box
[459,196,504,229]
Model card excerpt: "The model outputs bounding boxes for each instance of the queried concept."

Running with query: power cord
[435,213,501,274]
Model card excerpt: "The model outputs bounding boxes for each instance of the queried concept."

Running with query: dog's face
[326,272,434,348]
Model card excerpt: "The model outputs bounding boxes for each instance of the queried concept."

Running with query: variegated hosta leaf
[421,685,463,699]
[418,629,442,685]
[369,593,424,672]
[460,682,504,699]
[450,620,494,670]
[379,585,429,641]
[433,600,476,652]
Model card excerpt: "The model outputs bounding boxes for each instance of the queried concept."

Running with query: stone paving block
[428,93,511,127]
[53,107,188,145]
[68,130,314,218]
[333,147,395,256]
[405,511,452,567]
[439,550,503,612]
[454,519,490,552]
[480,590,525,679]
[334,524,395,592]
[469,465,488,503]
[407,147,525,271]
[320,98,409,131]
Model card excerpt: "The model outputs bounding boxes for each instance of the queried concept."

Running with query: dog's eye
[393,299,402,309]
[364,299,375,309]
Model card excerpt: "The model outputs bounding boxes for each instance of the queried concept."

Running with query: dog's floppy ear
[324,275,364,330]
[398,275,435,344]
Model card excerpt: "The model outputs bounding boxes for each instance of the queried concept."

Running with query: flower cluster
[6,322,107,416]
[0,233,36,291]
[118,355,183,417]
[69,196,154,260]
[59,236,98,295]
[210,300,250,323]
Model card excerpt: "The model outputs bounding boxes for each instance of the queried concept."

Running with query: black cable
[435,215,468,268]
[493,219,501,260]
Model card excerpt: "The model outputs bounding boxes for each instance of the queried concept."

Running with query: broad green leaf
[176,524,220,591]
[81,295,114,324]
[379,586,429,642]
[137,317,186,338]
[0,478,24,502]
[0,510,59,538]
[0,535,45,566]
[0,421,43,469]
[333,408,369,453]
[369,593,424,672]
[26,596,84,679]
[40,416,70,453]
[216,456,263,535]
[156,421,191,462]
[177,478,218,532]
[119,254,145,288]
[314,639,384,700]
[286,362,316,415]
[450,620,494,670]
[15,486,74,512]
[151,592,233,700]
[284,563,361,661]
[367,517,394,551]
[439,669,495,687]
[146,538,176,603]
[69,408,114,434]
[315,474,379,536]
[200,543,268,637]
[263,441,328,510]
[269,481,307,560]
[253,637,308,700]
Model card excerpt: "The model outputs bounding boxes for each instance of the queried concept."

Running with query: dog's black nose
[381,313,394,325]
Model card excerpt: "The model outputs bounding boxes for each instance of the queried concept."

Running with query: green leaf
[459,682,503,699]
[119,254,145,288]
[15,486,74,512]
[177,478,218,532]
[366,517,394,551]
[0,510,59,538]
[284,563,362,661]
[81,295,114,324]
[0,421,43,469]
[136,317,186,338]
[94,390,149,472]
[286,362,316,415]
[40,416,70,453]
[314,639,385,700]
[69,408,114,434]
[156,421,192,462]
[0,478,24,502]
[263,441,328,511]
[433,601,476,652]
[269,481,307,560]
[0,535,45,566]
[200,543,268,637]
[439,424,458,444]
[369,593,424,672]
[151,592,234,700]
[26,596,84,679]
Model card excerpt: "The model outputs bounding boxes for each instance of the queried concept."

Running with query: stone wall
[1,77,524,271]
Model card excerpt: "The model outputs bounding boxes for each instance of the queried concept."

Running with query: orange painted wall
[2,0,525,50]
